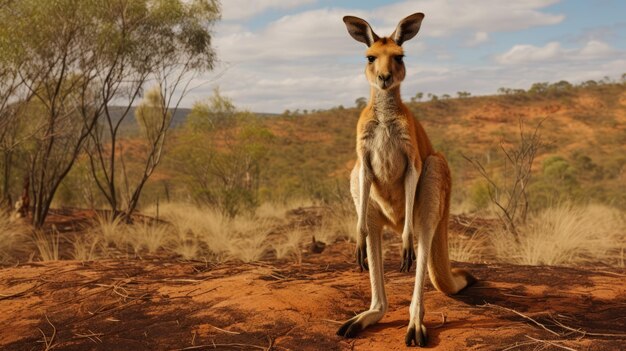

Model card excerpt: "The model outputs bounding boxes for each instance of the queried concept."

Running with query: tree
[457,91,471,98]
[0,6,41,208]
[528,82,549,95]
[2,0,219,226]
[355,97,367,109]
[580,80,597,88]
[2,0,117,226]
[411,92,424,102]
[0,51,23,207]
[498,87,512,95]
[171,90,273,217]
[83,0,220,220]
[463,119,546,239]
[549,80,572,94]
[0,102,37,208]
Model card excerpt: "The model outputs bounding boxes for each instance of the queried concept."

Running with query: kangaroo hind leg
[405,155,448,347]
[337,206,387,338]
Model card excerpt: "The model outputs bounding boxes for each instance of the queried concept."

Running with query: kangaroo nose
[378,73,391,82]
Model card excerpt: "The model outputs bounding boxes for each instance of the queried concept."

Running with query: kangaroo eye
[367,56,376,63]
[394,55,404,63]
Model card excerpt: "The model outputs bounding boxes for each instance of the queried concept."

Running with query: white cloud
[465,31,489,46]
[215,0,567,64]
[496,42,563,64]
[495,40,618,64]
[371,0,564,37]
[214,8,369,62]
[579,40,615,58]
[183,0,622,113]
[220,0,316,21]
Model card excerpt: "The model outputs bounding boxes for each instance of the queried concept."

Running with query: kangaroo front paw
[336,316,364,338]
[405,323,427,347]
[355,240,368,272]
[400,238,415,272]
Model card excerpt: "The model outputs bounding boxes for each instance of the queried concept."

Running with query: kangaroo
[336,13,476,347]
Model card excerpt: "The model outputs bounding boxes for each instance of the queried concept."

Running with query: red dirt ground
[1,239,625,351]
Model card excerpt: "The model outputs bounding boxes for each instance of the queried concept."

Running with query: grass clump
[32,229,59,262]
[492,203,625,266]
[70,234,101,261]
[449,232,487,263]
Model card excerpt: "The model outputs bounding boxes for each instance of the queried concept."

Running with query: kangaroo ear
[391,13,425,46]
[343,16,380,47]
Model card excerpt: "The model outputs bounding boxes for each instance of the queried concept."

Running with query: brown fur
[338,12,476,347]
[353,23,474,297]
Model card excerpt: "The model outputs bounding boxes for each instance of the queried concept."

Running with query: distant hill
[106,107,282,135]
[252,81,626,207]
[91,81,626,210]
[106,106,191,135]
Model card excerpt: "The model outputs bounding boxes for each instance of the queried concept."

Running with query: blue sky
[184,0,626,113]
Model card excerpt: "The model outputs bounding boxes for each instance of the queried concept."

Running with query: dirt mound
[1,242,625,350]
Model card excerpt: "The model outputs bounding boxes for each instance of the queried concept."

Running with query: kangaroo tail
[427,185,476,295]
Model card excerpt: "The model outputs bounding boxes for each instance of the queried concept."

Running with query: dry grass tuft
[127,222,170,255]
[92,212,126,248]
[491,203,626,266]
[70,234,101,261]
[139,202,297,262]
[32,229,60,261]
[272,228,305,263]
[313,210,357,245]
[449,232,487,263]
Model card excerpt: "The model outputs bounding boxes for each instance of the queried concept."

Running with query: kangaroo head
[343,13,424,91]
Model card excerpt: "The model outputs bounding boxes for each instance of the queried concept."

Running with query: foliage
[355,97,367,109]
[0,0,220,226]
[135,89,172,145]
[169,89,273,217]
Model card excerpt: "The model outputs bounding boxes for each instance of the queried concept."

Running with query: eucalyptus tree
[83,0,220,219]
[2,0,219,226]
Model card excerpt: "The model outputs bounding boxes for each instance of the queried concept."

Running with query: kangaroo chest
[363,116,410,185]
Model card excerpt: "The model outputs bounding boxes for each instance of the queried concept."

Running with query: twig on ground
[549,314,626,338]
[593,270,626,277]
[73,330,104,344]
[265,335,274,351]
[0,283,44,300]
[320,319,344,325]
[429,311,447,329]
[481,303,560,336]
[37,314,57,351]
[483,303,626,344]
[524,335,578,351]
[501,341,536,351]
[207,324,240,335]
[173,343,267,350]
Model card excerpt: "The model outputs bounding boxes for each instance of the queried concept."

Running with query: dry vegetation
[0,201,358,266]
[491,203,625,267]
[1,2,625,349]
[2,199,624,272]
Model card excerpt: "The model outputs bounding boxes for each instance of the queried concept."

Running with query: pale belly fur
[366,120,409,225]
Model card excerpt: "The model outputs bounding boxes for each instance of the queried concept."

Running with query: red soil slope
[1,241,625,350]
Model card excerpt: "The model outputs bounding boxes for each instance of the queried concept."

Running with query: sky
[183,0,626,113]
